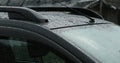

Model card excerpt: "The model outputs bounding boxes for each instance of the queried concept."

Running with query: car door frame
[0,19,96,63]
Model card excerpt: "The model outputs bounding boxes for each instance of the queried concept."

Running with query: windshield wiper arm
[59,3,96,24]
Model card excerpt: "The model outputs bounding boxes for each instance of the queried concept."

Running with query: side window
[0,39,72,63]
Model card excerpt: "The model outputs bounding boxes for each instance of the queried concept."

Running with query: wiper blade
[50,23,109,30]
[28,7,103,19]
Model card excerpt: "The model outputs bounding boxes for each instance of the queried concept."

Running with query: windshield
[0,0,96,7]
[58,24,120,63]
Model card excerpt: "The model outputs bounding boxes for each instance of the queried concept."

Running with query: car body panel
[36,11,120,63]
[0,6,119,63]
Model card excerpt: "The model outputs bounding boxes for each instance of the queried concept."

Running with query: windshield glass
[59,24,120,63]
[0,0,96,7]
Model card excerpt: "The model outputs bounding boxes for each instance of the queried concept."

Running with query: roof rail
[0,6,48,23]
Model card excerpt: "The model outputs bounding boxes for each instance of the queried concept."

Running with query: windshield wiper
[50,23,109,30]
